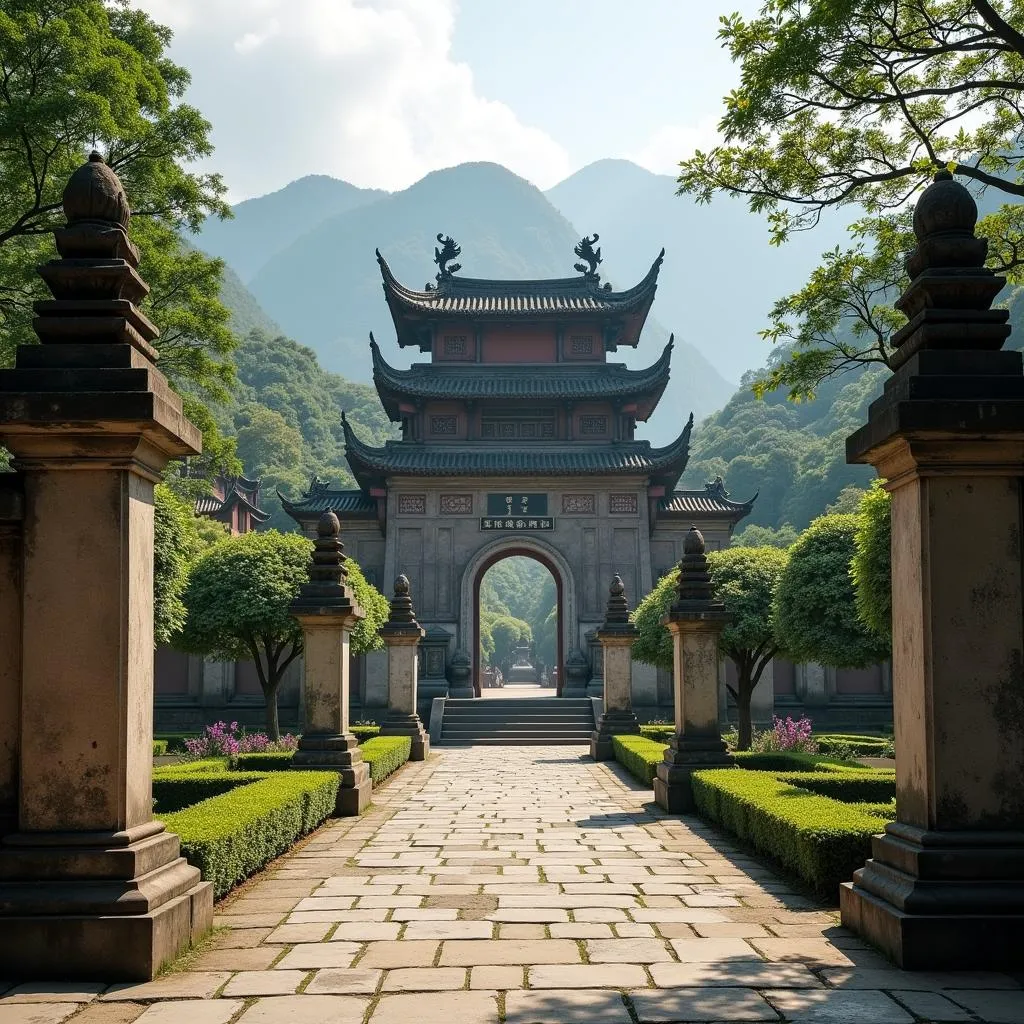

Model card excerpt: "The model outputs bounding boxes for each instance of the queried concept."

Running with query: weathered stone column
[654,528,733,812]
[840,171,1024,969]
[591,576,641,760]
[0,474,22,839]
[291,511,371,816]
[380,575,429,760]
[0,152,211,979]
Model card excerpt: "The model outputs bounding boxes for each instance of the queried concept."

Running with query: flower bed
[163,771,340,898]
[691,767,892,896]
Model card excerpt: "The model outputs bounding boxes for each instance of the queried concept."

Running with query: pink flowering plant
[183,721,298,760]
[751,715,818,754]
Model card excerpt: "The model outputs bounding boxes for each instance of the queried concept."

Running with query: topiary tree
[852,480,892,641]
[774,513,891,669]
[177,530,387,738]
[633,547,791,750]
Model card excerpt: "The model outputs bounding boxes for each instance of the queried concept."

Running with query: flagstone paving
[3,746,1023,1023]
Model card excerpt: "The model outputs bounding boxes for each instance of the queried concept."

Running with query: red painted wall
[482,327,556,363]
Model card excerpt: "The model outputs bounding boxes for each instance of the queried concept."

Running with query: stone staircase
[438,697,595,745]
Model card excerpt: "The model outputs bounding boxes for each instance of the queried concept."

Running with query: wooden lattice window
[443,335,468,356]
[570,335,594,354]
[431,415,458,435]
[580,415,608,435]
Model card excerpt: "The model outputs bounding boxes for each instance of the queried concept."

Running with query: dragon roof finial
[434,233,462,282]
[573,233,602,282]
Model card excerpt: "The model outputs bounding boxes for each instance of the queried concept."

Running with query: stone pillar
[0,152,211,980]
[0,474,22,839]
[585,628,604,698]
[591,576,641,760]
[654,528,733,812]
[291,511,371,816]
[380,575,429,760]
[840,171,1024,969]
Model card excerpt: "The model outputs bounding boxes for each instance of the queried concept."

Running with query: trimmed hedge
[352,725,381,742]
[691,768,891,895]
[155,733,194,754]
[361,735,412,782]
[163,771,340,897]
[232,752,294,772]
[153,740,169,757]
[639,724,675,740]
[817,734,891,757]
[781,770,895,803]
[612,734,667,785]
[156,758,230,775]
[153,769,267,814]
[731,751,863,772]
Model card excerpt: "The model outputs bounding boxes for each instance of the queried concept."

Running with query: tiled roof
[658,480,757,516]
[370,336,673,419]
[341,412,692,491]
[278,482,377,518]
[377,249,663,318]
[195,496,223,515]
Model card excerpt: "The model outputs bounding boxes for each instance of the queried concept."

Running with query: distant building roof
[278,478,378,522]
[370,335,673,421]
[377,248,663,351]
[193,474,270,532]
[656,477,757,524]
[341,410,692,492]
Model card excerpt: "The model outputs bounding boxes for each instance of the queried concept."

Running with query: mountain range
[196,159,849,444]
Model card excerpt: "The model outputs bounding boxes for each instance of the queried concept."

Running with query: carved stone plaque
[562,494,596,514]
[398,494,426,515]
[440,494,473,514]
[609,493,638,514]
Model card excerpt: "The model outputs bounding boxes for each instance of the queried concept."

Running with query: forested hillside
[479,557,557,674]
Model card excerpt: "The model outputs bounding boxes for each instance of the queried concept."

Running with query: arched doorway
[462,537,576,699]
[475,553,560,698]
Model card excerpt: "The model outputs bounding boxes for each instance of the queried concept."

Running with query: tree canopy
[478,557,557,671]
[678,0,1024,398]
[176,530,387,737]
[0,0,237,480]
[773,513,891,666]
[633,546,790,749]
[851,479,893,640]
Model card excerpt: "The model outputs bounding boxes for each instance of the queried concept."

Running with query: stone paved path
[2,747,1023,1024]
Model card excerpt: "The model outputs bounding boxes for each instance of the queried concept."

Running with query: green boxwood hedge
[152,739,169,757]
[163,771,340,897]
[352,725,381,742]
[153,769,267,814]
[781,770,895,803]
[611,735,668,785]
[361,735,412,782]
[639,724,675,740]
[691,768,891,895]
[232,751,295,772]
[816,734,891,757]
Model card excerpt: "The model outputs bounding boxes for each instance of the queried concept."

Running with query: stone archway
[460,536,577,699]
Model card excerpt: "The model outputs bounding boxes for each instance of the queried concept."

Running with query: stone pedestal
[840,171,1024,970]
[0,153,211,979]
[562,647,590,698]
[447,648,474,699]
[380,575,429,760]
[291,512,371,817]
[591,577,640,760]
[654,529,733,813]
[585,628,604,698]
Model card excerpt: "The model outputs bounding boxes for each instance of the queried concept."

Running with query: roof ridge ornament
[434,233,462,283]
[704,476,729,500]
[573,233,602,283]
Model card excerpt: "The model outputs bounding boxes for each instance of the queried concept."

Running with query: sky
[136,0,762,202]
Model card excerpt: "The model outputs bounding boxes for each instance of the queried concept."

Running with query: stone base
[840,823,1024,970]
[0,821,212,980]
[654,734,733,813]
[293,732,373,817]
[381,713,431,761]
[448,685,474,699]
[590,708,640,761]
[586,680,604,698]
[560,685,588,699]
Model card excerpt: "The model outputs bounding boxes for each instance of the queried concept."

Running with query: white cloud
[629,118,723,177]
[136,0,571,199]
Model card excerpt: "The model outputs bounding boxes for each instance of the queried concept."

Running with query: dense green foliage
[479,557,557,673]
[360,735,413,783]
[678,0,1024,398]
[691,767,893,896]
[231,752,294,772]
[176,531,387,739]
[0,0,240,479]
[632,546,789,749]
[152,769,265,814]
[852,481,893,640]
[774,514,891,667]
[152,740,168,757]
[163,771,340,897]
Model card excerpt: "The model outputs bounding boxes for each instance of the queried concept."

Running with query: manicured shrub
[731,751,860,772]
[233,751,294,772]
[153,770,266,813]
[692,768,891,895]
[639,724,675,741]
[164,771,340,897]
[152,740,169,757]
[156,734,195,754]
[352,725,381,743]
[816,734,891,757]
[612,734,668,785]
[360,736,412,782]
[779,770,895,803]
[155,757,230,775]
